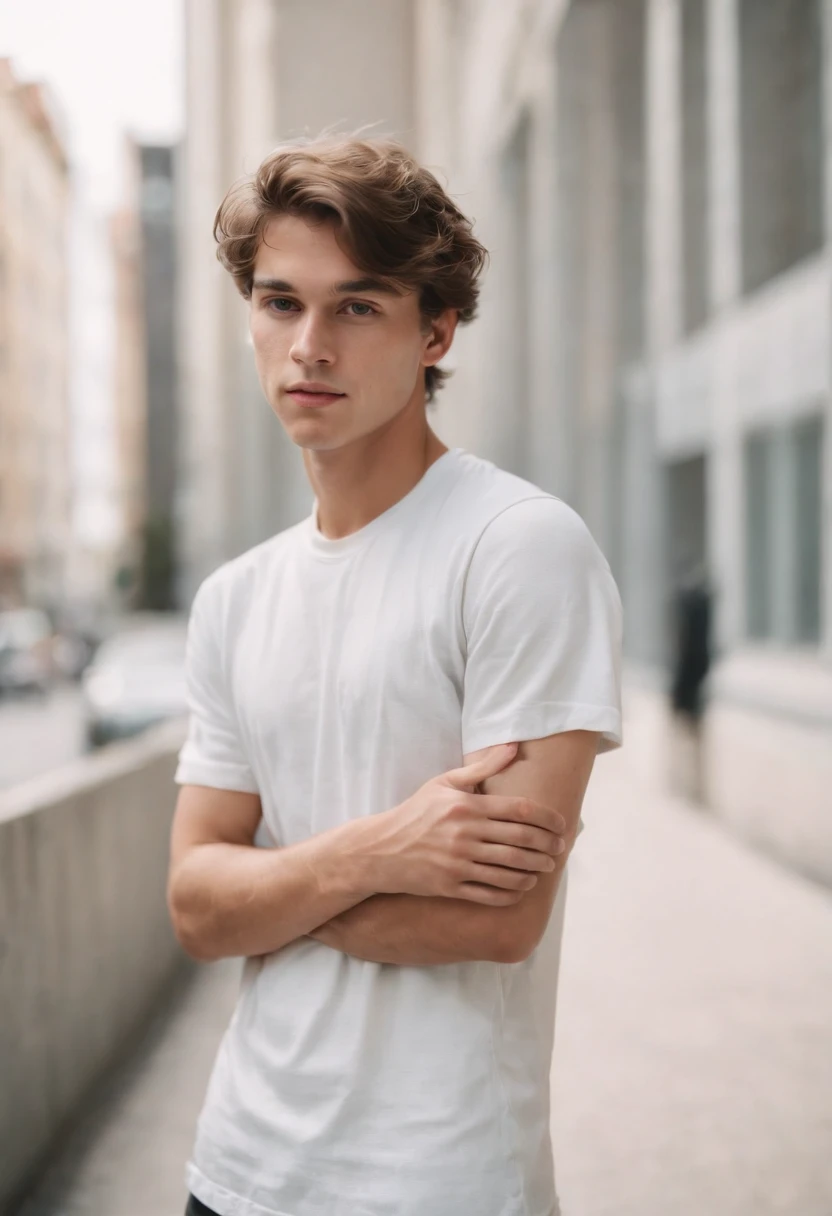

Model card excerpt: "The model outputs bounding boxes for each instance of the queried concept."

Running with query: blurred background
[1,2,830,1215]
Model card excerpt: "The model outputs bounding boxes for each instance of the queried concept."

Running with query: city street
[0,684,87,790]
[17,746,832,1216]
[3,3,831,1214]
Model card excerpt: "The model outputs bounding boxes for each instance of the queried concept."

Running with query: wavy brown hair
[214,135,488,402]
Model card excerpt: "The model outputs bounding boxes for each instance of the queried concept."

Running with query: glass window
[745,430,772,639]
[794,415,822,643]
[739,0,823,294]
[744,415,823,644]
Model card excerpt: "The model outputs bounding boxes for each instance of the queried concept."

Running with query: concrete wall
[704,652,832,888]
[0,720,188,1209]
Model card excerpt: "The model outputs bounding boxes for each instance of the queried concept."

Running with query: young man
[169,136,622,1216]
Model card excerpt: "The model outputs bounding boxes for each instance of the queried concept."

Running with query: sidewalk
[17,961,241,1216]
[553,751,832,1216]
[19,750,832,1216]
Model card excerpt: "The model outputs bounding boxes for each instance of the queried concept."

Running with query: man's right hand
[361,743,567,906]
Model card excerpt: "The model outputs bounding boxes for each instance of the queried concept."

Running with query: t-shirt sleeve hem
[462,703,623,756]
[174,757,259,793]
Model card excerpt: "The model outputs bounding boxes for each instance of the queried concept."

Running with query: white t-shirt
[175,447,623,1216]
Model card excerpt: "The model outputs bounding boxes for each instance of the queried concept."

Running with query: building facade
[110,139,148,606]
[180,0,832,883]
[0,60,71,612]
[431,0,832,885]
[138,143,179,609]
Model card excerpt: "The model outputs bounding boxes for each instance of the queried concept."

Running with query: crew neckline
[305,447,463,561]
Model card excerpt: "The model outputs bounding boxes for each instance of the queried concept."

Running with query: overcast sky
[0,0,184,208]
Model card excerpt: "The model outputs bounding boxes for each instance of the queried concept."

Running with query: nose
[290,310,334,366]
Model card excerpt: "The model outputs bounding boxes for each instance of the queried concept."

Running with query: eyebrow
[251,276,403,297]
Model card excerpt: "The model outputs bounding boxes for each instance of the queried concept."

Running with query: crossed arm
[168,730,599,966]
[308,731,598,965]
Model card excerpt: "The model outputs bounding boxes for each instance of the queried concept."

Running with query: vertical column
[645,0,682,358]
[620,0,680,663]
[579,1,617,546]
[553,4,591,509]
[551,0,618,532]
[706,0,743,650]
[527,56,561,495]
[610,0,647,583]
[770,429,800,643]
[177,0,228,600]
[823,0,832,657]
[231,0,283,552]
[413,0,457,171]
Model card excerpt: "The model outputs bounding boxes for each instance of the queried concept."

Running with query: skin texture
[168,213,600,966]
[309,731,600,965]
[248,213,457,538]
[168,747,570,962]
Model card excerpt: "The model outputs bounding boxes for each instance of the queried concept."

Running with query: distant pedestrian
[668,566,712,799]
[168,134,623,1216]
[670,567,712,721]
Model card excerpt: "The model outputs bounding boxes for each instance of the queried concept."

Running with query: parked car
[48,603,106,682]
[0,608,55,697]
[82,617,188,749]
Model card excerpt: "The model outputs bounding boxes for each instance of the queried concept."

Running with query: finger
[481,819,566,856]
[464,862,538,891]
[479,794,566,834]
[471,842,557,873]
[443,743,518,791]
[454,883,525,907]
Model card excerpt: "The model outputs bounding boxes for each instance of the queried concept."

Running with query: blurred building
[0,59,71,612]
[179,0,831,883]
[433,0,832,885]
[138,143,179,609]
[178,0,417,599]
[110,139,148,605]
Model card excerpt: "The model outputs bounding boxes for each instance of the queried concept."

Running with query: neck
[303,403,448,541]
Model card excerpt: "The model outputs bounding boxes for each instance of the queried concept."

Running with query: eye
[267,297,298,313]
[344,301,376,316]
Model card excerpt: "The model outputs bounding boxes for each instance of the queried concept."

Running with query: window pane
[794,415,822,643]
[739,0,823,294]
[745,431,772,639]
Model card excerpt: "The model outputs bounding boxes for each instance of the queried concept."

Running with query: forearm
[310,882,559,966]
[169,817,380,961]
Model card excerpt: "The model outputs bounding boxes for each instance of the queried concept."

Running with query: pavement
[17,748,832,1216]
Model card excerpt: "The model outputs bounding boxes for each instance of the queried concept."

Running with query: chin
[282,421,351,452]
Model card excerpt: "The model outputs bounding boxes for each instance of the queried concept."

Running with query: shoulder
[447,451,601,565]
[472,495,602,571]
[190,523,304,627]
[462,495,618,621]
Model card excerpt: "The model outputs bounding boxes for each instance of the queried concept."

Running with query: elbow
[167,880,223,963]
[487,926,540,966]
[175,925,221,964]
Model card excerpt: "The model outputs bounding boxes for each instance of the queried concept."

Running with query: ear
[422,309,459,368]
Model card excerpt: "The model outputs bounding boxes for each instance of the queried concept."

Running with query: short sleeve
[174,577,259,793]
[461,497,623,755]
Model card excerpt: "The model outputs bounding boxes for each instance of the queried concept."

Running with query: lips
[286,387,346,408]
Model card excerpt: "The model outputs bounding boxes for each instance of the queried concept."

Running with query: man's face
[249,214,439,452]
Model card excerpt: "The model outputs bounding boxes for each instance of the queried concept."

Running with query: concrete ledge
[621,663,832,888]
[703,700,832,888]
[0,718,189,1209]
